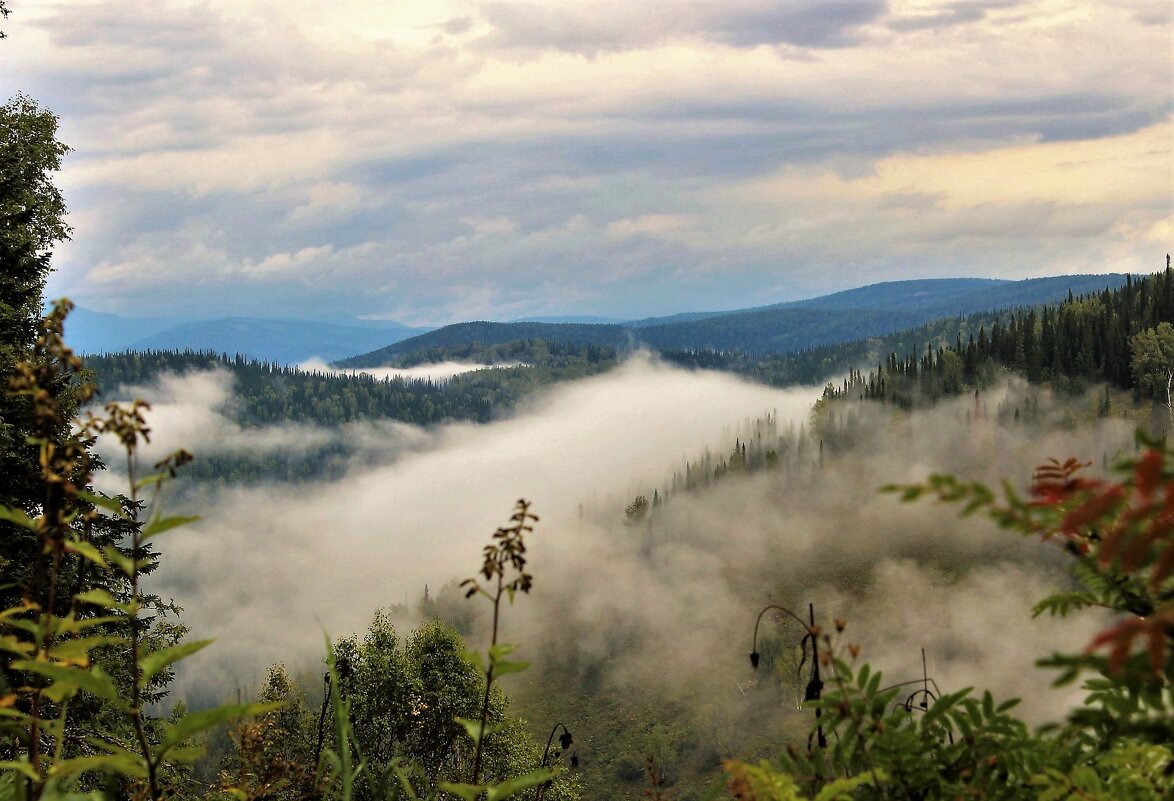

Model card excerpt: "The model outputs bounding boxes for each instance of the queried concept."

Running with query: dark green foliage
[85,343,618,484]
[659,306,1025,388]
[0,94,74,594]
[88,342,617,429]
[231,617,556,801]
[816,266,1174,409]
[339,324,629,369]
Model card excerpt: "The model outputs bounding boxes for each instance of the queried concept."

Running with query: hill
[128,317,424,364]
[60,307,425,363]
[347,274,1129,365]
[338,321,632,368]
[60,306,182,354]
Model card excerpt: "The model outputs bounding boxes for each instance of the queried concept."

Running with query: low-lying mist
[95,356,1132,731]
[298,358,524,382]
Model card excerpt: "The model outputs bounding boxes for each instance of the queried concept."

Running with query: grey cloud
[887,0,1023,32]
[38,2,224,52]
[475,0,886,53]
[17,0,1167,323]
[440,16,476,35]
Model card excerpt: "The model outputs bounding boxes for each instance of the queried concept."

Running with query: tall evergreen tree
[0,93,73,596]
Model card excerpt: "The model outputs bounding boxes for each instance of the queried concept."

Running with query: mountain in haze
[65,307,425,363]
[62,307,184,354]
[343,274,1130,365]
[129,317,425,363]
[510,314,630,325]
[337,321,632,368]
[636,274,1131,352]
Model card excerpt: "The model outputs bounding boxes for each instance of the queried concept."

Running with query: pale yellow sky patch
[869,118,1173,208]
[736,118,1173,210]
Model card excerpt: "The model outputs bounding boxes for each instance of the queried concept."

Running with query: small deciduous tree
[1130,322,1174,430]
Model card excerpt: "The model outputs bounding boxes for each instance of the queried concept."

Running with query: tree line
[820,265,1174,408]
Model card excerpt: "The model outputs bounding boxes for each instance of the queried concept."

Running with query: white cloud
[3,0,1165,320]
[298,358,522,380]
[100,359,1129,726]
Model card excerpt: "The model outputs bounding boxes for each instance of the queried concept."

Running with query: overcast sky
[3,0,1170,324]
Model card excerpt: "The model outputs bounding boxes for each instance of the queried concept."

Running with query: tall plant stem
[471,569,504,786]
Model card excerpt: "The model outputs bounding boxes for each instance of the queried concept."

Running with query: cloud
[297,358,523,381]
[97,358,1131,727]
[474,0,888,53]
[887,0,1024,31]
[2,0,1164,321]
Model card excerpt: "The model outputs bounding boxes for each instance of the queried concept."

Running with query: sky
[3,0,1171,325]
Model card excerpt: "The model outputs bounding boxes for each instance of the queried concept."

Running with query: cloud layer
[2,0,1168,323]
[96,358,1133,727]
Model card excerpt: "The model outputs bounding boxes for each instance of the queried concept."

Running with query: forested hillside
[86,343,619,483]
[345,274,1129,366]
[636,275,1127,354]
[822,268,1174,408]
[340,322,632,368]
[89,342,617,428]
[86,270,1171,487]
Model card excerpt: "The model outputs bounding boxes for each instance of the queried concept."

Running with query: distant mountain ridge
[66,274,1131,366]
[63,308,425,363]
[343,274,1129,366]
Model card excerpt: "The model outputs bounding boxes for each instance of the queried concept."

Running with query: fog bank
[97,359,1127,727]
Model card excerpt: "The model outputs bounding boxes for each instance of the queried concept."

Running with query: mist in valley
[93,356,1135,773]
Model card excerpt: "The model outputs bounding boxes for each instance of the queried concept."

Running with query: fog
[94,357,1130,727]
[298,358,523,382]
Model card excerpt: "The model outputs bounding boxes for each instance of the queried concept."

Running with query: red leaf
[1135,449,1164,500]
[1059,487,1125,534]
[1152,542,1174,591]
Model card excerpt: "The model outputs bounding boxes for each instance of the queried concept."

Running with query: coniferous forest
[3,4,1174,800]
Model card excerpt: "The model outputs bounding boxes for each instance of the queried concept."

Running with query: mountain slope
[338,322,632,368]
[346,274,1130,364]
[62,307,182,354]
[129,317,424,363]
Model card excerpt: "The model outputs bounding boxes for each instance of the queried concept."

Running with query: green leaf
[437,782,484,801]
[53,613,123,636]
[72,589,122,611]
[138,639,213,688]
[492,659,529,678]
[0,506,37,530]
[12,661,122,706]
[488,643,516,661]
[102,546,135,578]
[141,514,200,542]
[49,753,146,782]
[163,744,210,764]
[815,771,887,801]
[158,702,281,757]
[462,649,485,673]
[0,634,35,657]
[0,760,40,780]
[456,716,505,745]
[48,635,125,664]
[64,539,106,568]
[133,472,171,492]
[486,768,558,800]
[75,491,127,518]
